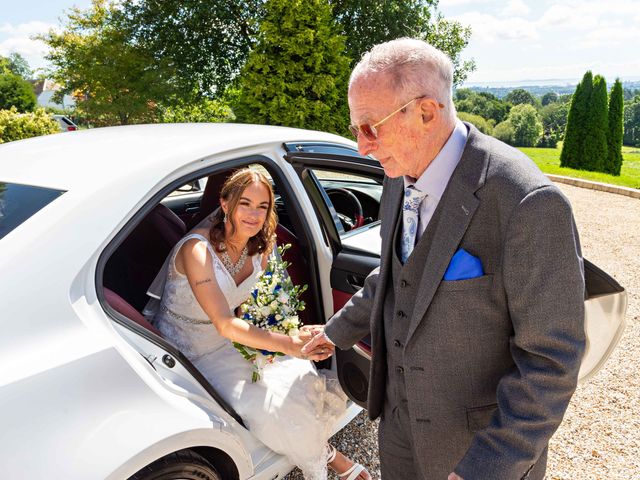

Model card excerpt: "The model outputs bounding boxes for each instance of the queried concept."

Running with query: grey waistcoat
[384,199,444,410]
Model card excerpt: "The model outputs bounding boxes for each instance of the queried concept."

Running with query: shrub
[536,134,557,148]
[158,99,235,123]
[494,120,515,145]
[0,107,59,144]
[457,111,494,135]
[507,104,543,147]
[0,73,37,112]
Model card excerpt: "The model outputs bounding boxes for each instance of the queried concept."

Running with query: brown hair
[209,168,277,256]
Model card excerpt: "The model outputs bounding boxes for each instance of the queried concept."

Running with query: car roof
[0,123,354,190]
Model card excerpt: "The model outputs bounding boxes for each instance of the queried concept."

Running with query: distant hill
[458,80,640,99]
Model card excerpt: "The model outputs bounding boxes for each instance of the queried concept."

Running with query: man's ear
[420,98,439,126]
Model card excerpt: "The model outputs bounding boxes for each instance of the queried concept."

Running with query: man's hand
[288,326,334,361]
[448,473,464,480]
[301,329,334,356]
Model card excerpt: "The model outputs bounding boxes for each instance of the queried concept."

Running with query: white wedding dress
[153,233,348,479]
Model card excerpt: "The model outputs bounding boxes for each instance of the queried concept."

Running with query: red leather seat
[104,287,161,336]
[103,203,186,311]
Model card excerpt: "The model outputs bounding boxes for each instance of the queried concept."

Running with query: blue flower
[259,349,275,356]
[267,314,277,326]
[243,312,251,320]
[273,285,282,293]
[251,289,258,299]
[264,271,273,277]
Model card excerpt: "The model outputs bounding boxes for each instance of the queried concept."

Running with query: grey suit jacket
[325,123,585,479]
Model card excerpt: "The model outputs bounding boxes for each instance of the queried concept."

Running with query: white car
[0,124,628,479]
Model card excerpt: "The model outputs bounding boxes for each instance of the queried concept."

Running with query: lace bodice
[154,233,262,358]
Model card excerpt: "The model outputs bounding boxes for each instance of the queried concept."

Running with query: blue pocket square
[443,248,484,281]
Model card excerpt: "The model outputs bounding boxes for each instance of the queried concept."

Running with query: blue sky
[1,0,639,86]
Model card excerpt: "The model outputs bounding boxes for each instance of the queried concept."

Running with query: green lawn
[518,145,640,189]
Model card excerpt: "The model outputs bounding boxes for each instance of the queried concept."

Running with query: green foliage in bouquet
[233,244,308,382]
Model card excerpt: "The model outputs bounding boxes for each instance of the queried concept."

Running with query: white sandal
[326,444,371,480]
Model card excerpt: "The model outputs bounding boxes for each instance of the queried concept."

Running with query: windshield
[0,182,65,240]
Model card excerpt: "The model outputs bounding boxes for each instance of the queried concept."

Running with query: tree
[41,0,180,125]
[623,96,640,147]
[123,0,263,98]
[606,78,624,175]
[123,0,475,98]
[541,92,558,106]
[0,73,37,112]
[235,0,351,135]
[540,102,569,142]
[581,75,608,172]
[505,88,540,108]
[331,0,474,85]
[457,111,493,135]
[454,89,509,124]
[506,104,542,147]
[561,71,593,169]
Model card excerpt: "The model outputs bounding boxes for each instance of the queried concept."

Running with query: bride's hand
[300,324,325,337]
[289,333,334,361]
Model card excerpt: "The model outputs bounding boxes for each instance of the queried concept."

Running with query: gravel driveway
[287,183,640,479]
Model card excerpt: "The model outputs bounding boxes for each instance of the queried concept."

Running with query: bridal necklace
[220,242,248,277]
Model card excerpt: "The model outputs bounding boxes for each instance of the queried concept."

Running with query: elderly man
[303,38,585,479]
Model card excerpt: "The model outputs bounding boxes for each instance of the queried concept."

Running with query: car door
[287,143,628,408]
[284,143,383,407]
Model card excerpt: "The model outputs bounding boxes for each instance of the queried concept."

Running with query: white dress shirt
[403,119,469,241]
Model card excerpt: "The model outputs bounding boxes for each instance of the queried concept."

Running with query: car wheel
[130,449,222,480]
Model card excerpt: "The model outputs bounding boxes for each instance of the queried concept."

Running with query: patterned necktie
[400,186,427,263]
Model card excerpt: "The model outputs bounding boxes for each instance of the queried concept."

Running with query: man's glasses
[349,96,443,141]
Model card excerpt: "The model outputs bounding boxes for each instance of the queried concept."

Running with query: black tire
[130,449,221,480]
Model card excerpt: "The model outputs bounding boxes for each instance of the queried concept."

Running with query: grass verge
[518,145,640,189]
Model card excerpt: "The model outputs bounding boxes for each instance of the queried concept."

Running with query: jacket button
[397,310,405,318]
[396,366,404,374]
[394,340,401,347]
[401,280,408,287]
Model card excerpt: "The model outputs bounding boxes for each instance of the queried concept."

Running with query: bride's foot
[326,444,371,480]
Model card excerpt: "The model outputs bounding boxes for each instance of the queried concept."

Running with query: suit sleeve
[455,186,586,479]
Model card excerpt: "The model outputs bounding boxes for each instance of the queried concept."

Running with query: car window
[310,168,382,235]
[0,182,65,240]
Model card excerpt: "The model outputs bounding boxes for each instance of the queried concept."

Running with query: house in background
[33,78,76,109]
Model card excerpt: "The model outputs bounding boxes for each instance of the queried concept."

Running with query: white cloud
[450,12,539,43]
[469,59,640,84]
[0,21,57,71]
[439,0,495,7]
[501,0,531,17]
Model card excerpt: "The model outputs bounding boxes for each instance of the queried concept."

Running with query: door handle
[184,202,201,214]
[347,274,365,290]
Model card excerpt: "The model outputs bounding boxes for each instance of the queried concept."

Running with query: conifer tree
[234,0,351,135]
[561,71,592,169]
[582,75,608,171]
[607,78,624,175]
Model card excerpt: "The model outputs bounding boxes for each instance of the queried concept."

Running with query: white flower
[277,291,290,304]
[275,314,283,320]
[260,306,271,317]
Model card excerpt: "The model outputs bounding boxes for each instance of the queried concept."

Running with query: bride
[153,168,371,480]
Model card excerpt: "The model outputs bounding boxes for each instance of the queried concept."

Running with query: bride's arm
[179,239,323,359]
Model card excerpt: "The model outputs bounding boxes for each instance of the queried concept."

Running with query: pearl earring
[223,212,228,223]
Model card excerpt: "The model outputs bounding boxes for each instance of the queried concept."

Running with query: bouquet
[233,244,308,382]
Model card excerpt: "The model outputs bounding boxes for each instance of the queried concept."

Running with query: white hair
[349,38,456,121]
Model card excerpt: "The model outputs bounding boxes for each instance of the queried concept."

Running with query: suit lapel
[406,125,490,342]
